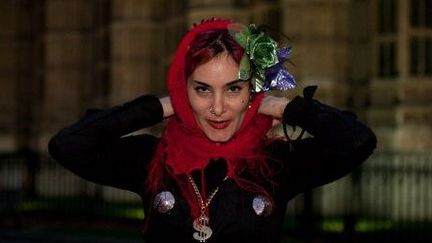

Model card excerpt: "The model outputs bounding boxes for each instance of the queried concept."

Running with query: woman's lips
[207,120,231,129]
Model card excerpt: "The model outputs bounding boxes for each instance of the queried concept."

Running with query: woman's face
[187,52,251,143]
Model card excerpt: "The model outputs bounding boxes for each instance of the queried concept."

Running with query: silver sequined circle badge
[252,195,272,216]
[153,191,175,213]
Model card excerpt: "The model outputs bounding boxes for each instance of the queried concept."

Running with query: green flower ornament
[230,24,293,92]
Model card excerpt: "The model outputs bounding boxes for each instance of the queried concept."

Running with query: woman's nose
[210,93,226,116]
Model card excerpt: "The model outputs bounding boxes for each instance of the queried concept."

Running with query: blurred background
[1,0,432,242]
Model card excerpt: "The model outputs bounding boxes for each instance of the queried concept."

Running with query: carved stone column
[281,0,351,108]
[0,0,41,151]
[39,0,94,149]
[109,0,187,104]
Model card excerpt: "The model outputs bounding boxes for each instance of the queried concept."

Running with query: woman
[49,19,376,243]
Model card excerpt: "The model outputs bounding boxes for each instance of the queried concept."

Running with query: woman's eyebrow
[192,79,247,87]
[191,80,211,87]
[226,79,247,86]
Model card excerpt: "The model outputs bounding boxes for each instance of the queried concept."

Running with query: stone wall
[282,0,351,107]
[0,0,40,151]
[0,0,431,153]
[367,0,432,152]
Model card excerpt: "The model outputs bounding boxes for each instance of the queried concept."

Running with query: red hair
[185,29,244,78]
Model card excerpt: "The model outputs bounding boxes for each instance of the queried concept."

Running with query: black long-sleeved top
[48,93,376,243]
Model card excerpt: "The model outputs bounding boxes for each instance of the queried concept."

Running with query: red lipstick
[208,120,231,129]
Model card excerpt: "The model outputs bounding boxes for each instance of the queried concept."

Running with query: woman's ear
[248,93,253,109]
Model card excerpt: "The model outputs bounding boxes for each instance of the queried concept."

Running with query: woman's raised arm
[48,95,164,193]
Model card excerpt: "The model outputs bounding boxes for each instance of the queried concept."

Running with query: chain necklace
[187,175,228,242]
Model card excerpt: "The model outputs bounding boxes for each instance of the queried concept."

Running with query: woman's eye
[195,86,210,93]
[228,86,242,93]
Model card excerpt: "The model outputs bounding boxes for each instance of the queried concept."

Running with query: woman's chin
[205,132,234,144]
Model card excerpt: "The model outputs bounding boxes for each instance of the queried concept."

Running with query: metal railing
[1,151,432,241]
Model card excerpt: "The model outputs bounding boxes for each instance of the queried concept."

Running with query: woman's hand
[160,96,174,118]
[258,95,290,126]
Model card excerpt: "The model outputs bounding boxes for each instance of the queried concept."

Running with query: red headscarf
[147,19,273,218]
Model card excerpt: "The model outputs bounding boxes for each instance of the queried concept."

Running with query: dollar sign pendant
[192,214,212,242]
